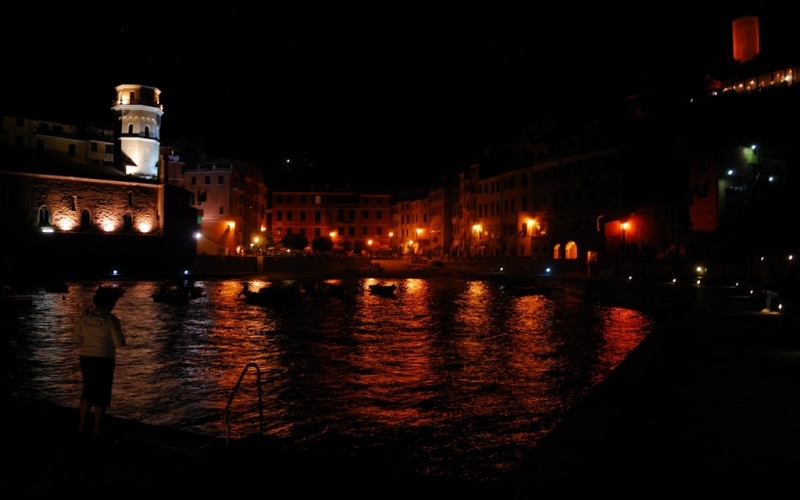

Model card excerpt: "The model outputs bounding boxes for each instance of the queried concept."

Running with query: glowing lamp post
[472,224,482,256]
[621,221,629,254]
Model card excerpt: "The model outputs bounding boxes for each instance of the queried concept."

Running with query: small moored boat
[368,283,397,296]
[152,283,190,304]
[241,283,303,305]
[97,285,125,299]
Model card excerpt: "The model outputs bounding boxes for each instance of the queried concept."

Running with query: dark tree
[311,236,334,253]
[353,240,366,255]
[281,233,309,252]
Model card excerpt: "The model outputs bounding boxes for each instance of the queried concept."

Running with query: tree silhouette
[311,236,334,253]
[281,233,309,253]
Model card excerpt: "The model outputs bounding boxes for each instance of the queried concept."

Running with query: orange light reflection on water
[9,276,653,479]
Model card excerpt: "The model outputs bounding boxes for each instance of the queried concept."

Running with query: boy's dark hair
[94,287,122,310]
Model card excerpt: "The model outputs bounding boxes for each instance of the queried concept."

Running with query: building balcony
[112,98,163,109]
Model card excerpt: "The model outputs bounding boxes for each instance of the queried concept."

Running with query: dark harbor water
[3,276,653,482]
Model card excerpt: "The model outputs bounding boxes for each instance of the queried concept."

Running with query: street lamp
[621,221,629,253]
[472,224,482,257]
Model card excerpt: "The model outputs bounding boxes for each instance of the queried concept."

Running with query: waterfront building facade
[171,158,267,256]
[268,187,392,255]
[427,179,452,258]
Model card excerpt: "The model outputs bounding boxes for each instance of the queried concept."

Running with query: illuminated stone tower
[111,84,164,178]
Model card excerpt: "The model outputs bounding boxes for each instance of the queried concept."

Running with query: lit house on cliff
[706,16,797,96]
[688,15,798,258]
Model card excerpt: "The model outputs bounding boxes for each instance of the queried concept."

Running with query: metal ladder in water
[223,362,264,447]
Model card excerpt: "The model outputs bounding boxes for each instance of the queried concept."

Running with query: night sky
[3,2,797,190]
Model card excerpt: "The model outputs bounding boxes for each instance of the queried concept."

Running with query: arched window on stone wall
[144,126,150,138]
[80,210,91,230]
[565,241,578,259]
[127,124,134,135]
[128,192,134,207]
[123,213,133,231]
[552,243,561,259]
[38,207,50,227]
